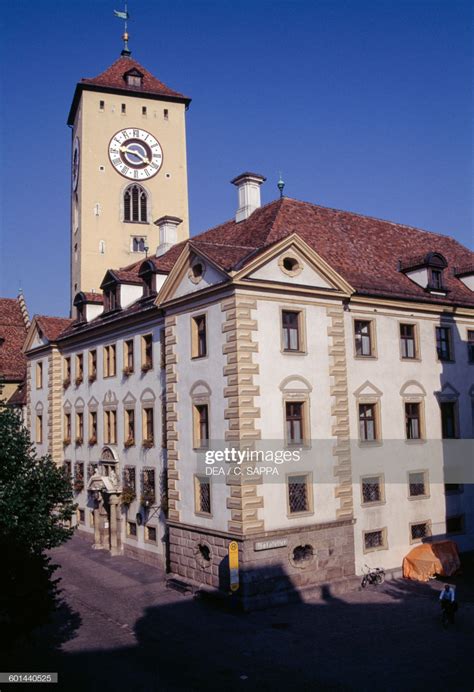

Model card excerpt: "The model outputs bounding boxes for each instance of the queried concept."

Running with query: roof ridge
[278,196,470,246]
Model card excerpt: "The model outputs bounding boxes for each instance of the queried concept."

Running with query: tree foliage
[0,401,76,641]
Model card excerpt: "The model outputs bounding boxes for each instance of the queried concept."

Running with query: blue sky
[0,0,472,317]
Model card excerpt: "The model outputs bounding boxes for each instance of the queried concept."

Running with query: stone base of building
[167,518,356,610]
[123,542,164,568]
[75,525,164,568]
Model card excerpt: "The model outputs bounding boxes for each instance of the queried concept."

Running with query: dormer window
[124,68,143,88]
[429,268,443,290]
[399,252,448,295]
[76,303,85,322]
[453,265,474,292]
[138,259,157,298]
[104,287,119,312]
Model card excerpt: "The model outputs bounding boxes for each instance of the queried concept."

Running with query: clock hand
[119,145,151,165]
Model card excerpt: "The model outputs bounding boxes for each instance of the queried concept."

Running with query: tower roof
[68,56,191,125]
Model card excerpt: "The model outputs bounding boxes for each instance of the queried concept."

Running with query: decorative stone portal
[87,446,122,556]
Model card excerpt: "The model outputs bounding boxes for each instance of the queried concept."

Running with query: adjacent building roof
[8,382,26,407]
[35,316,74,342]
[68,56,190,125]
[0,297,28,383]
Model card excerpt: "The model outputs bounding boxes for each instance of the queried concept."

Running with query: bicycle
[361,564,385,588]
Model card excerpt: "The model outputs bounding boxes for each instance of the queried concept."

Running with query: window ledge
[363,546,388,554]
[354,355,377,360]
[408,494,430,501]
[287,510,314,519]
[361,500,386,508]
[194,512,213,519]
[358,441,383,448]
[281,350,308,356]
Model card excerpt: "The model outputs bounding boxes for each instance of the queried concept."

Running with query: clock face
[108,128,163,180]
[72,137,80,190]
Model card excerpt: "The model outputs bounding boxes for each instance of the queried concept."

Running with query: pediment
[435,382,460,401]
[353,380,383,399]
[234,234,353,295]
[23,317,50,353]
[156,244,229,304]
[103,390,119,407]
[400,380,426,397]
[122,392,137,406]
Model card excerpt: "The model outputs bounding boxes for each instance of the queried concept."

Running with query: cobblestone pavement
[7,535,474,691]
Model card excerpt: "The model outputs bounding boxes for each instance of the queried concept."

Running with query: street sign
[229,540,239,592]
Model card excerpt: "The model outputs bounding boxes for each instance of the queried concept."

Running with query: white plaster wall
[173,300,229,530]
[28,353,49,458]
[85,303,103,322]
[405,268,428,289]
[459,275,474,291]
[345,308,474,571]
[120,284,142,309]
[173,263,226,299]
[60,317,166,556]
[254,297,340,531]
[249,253,332,289]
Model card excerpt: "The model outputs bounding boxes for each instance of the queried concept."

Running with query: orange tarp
[403,540,460,582]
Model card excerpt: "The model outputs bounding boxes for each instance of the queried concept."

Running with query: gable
[173,260,226,298]
[157,245,229,304]
[234,235,353,295]
[248,247,333,289]
[23,318,50,353]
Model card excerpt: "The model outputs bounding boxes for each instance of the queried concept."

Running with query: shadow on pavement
[6,561,474,692]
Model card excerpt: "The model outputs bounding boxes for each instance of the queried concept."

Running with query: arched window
[124,184,148,223]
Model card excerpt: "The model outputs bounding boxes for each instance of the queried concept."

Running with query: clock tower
[67,53,191,305]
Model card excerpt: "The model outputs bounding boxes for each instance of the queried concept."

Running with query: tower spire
[114,2,131,57]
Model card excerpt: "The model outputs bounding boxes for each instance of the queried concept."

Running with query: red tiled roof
[68,56,190,125]
[82,292,103,304]
[188,198,474,306]
[7,382,26,406]
[113,269,143,285]
[0,298,28,382]
[81,56,189,100]
[57,197,474,345]
[58,295,158,339]
[36,316,74,342]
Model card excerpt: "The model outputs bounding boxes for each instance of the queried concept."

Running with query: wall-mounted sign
[229,541,239,592]
[254,538,288,552]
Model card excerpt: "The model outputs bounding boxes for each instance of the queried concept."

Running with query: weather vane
[114,2,131,56]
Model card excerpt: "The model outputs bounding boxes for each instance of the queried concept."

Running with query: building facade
[23,51,474,608]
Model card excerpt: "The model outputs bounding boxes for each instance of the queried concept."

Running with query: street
[6,535,474,691]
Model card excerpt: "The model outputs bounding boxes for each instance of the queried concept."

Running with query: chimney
[231,172,266,222]
[155,216,182,257]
